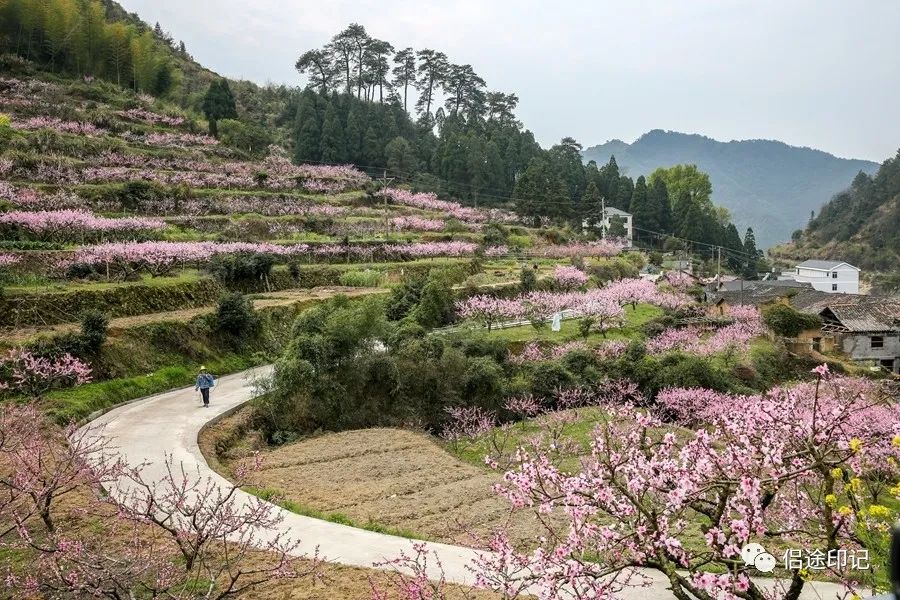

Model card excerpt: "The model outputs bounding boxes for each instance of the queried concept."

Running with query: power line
[281,158,760,263]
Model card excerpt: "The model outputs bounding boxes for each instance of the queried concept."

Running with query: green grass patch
[465,303,662,344]
[45,354,259,424]
[3,270,203,295]
[338,269,385,287]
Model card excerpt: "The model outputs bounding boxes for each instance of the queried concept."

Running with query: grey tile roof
[820,302,900,333]
[796,259,858,270]
[604,207,631,217]
[790,290,843,313]
[716,279,811,293]
[707,280,813,306]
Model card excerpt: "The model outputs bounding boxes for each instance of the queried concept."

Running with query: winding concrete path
[86,367,847,599]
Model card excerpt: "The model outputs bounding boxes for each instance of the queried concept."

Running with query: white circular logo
[740,543,777,573]
[754,552,777,573]
[740,543,765,565]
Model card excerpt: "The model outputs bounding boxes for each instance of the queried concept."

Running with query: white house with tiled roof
[584,207,633,246]
[792,260,860,294]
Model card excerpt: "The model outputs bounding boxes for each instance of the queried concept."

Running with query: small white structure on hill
[584,207,633,246]
[792,260,860,294]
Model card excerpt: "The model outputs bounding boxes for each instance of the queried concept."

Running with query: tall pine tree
[202,79,238,137]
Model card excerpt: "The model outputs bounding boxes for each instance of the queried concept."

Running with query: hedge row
[1,259,477,327]
[0,277,225,327]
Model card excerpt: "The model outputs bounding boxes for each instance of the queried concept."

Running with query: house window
[796,268,799,274]
[812,337,821,352]
[871,336,884,349]
[831,284,838,291]
[880,359,894,370]
[831,272,837,278]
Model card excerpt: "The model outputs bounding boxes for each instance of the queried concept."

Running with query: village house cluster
[704,259,899,374]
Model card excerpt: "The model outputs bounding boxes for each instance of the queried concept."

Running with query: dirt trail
[0,286,387,343]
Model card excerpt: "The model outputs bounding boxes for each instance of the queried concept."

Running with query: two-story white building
[583,207,633,246]
[792,260,860,294]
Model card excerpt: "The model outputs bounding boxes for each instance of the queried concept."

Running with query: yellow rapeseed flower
[891,435,900,447]
[825,494,837,507]
[830,467,843,479]
[868,505,892,519]
[838,505,853,516]
[848,438,862,453]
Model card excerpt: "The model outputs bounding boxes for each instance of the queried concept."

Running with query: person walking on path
[195,366,216,407]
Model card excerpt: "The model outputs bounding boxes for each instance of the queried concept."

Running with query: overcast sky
[119,0,900,162]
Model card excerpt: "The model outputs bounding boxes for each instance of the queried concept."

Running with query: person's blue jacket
[196,373,215,390]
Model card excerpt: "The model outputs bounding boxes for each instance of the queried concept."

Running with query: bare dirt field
[203,412,544,549]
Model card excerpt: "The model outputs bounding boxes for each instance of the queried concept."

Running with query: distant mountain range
[582,130,880,247]
[769,150,900,277]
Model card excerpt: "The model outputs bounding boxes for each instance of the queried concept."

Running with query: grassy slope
[463,303,663,343]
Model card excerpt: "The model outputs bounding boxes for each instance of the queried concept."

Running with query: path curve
[85,367,847,599]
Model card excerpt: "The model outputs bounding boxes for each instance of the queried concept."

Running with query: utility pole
[716,246,722,289]
[381,170,395,240]
[600,197,606,238]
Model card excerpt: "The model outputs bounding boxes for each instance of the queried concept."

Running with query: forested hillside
[0,0,754,267]
[583,130,879,247]
[770,149,900,272]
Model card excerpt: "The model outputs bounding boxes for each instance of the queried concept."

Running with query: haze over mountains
[582,130,880,248]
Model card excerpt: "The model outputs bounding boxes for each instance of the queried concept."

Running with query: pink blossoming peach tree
[376,366,899,600]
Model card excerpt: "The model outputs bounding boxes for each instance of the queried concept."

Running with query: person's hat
[199,366,206,371]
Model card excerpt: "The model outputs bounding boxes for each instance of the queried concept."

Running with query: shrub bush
[79,310,109,355]
[413,273,456,328]
[519,264,538,293]
[208,252,275,289]
[482,223,508,247]
[338,269,384,287]
[528,361,575,400]
[215,292,261,338]
[762,303,822,337]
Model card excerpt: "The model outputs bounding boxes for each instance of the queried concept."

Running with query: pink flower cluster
[508,341,590,364]
[136,131,218,148]
[11,116,103,136]
[0,253,20,267]
[483,245,508,257]
[377,188,516,224]
[457,279,690,330]
[23,154,370,195]
[594,339,629,359]
[664,269,694,289]
[646,325,705,354]
[116,108,185,127]
[539,239,624,258]
[0,183,87,211]
[656,387,746,425]
[553,265,589,289]
[66,240,311,276]
[0,210,165,239]
[63,239,479,278]
[487,370,899,599]
[0,349,92,396]
[647,305,765,356]
[389,216,445,232]
[382,241,477,258]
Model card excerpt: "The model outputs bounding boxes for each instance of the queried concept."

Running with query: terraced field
[237,427,544,548]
